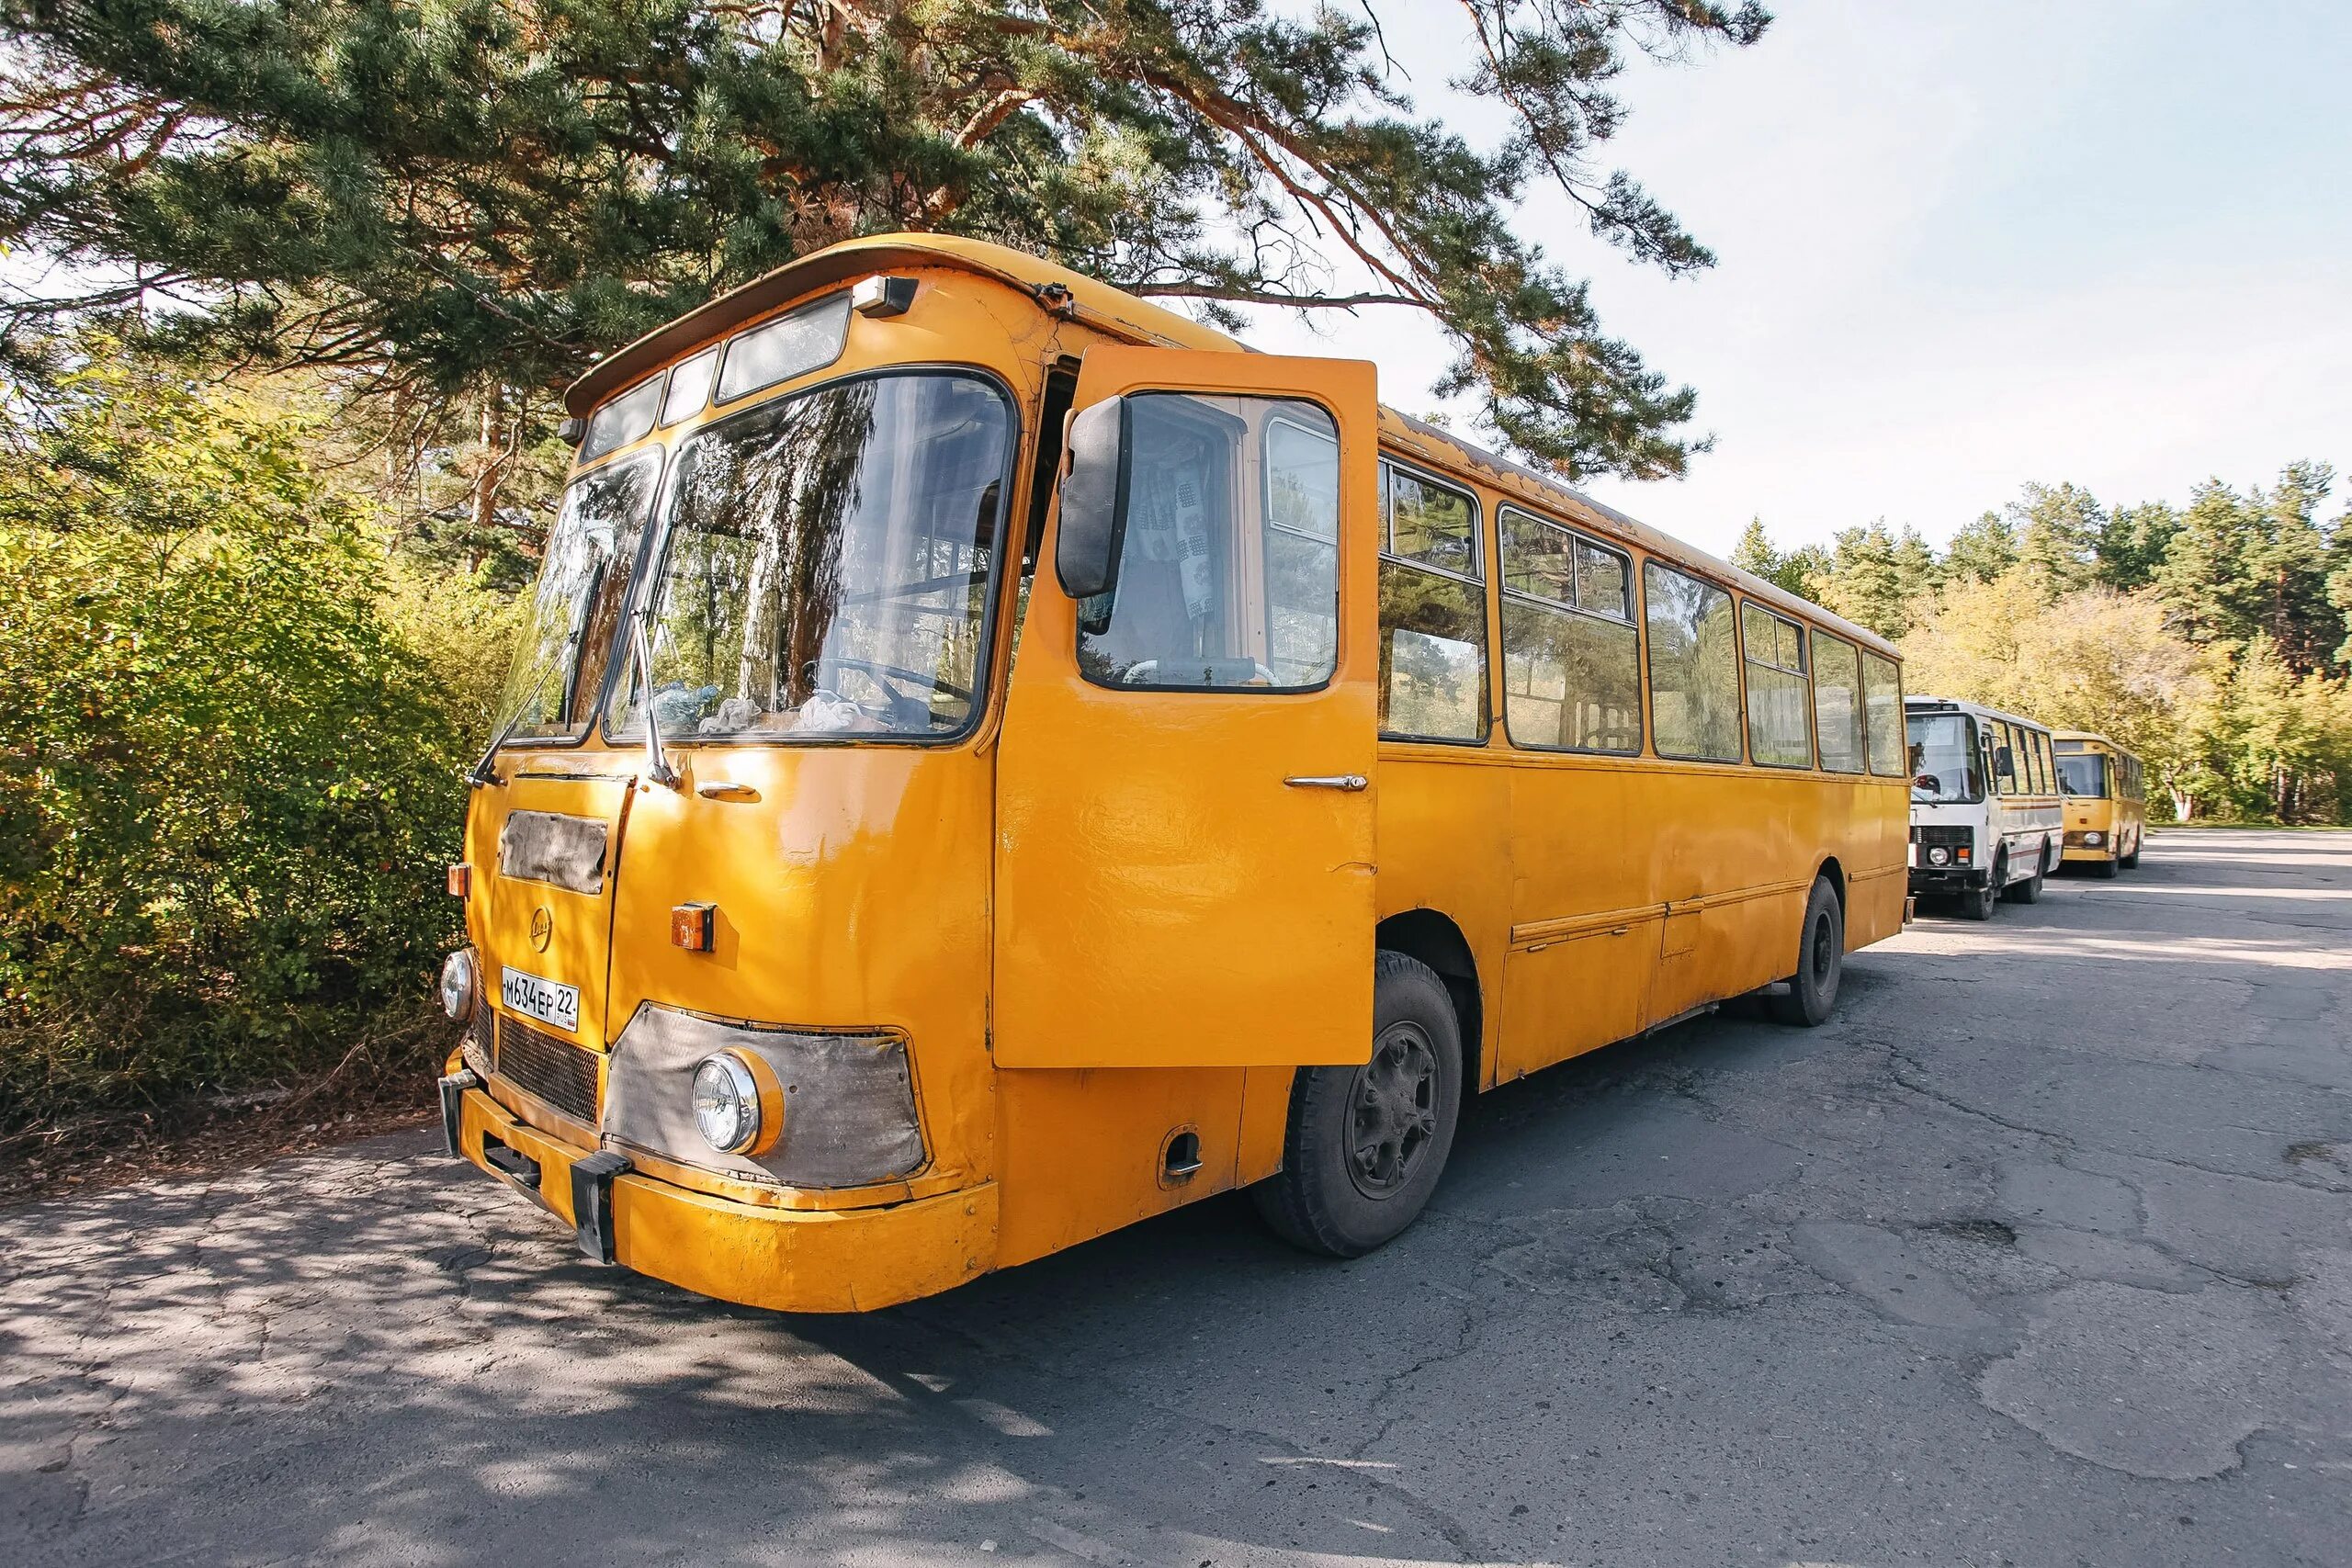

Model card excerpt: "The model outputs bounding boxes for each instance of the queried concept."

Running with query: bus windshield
[1906,712,1983,803]
[492,454,661,743]
[611,372,1012,742]
[2056,753,2108,796]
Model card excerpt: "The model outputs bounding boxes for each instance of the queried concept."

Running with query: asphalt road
[6,829,2350,1568]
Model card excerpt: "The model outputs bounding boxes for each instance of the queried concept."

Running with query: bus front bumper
[2061,831,2117,864]
[442,1077,996,1314]
[1907,865,1989,897]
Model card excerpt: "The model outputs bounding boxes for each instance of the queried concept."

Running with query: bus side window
[1810,630,1866,773]
[1990,722,2017,794]
[1498,507,1640,753]
[1377,462,1487,741]
[1860,651,1905,775]
[1740,601,1812,768]
[2031,730,2053,795]
[1643,563,1742,762]
[1075,393,1340,691]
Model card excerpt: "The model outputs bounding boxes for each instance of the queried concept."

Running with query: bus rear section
[2054,731,2146,876]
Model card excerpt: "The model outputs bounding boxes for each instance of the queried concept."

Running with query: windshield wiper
[630,612,682,790]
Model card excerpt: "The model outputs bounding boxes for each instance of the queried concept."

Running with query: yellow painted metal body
[2054,729,2146,867]
[450,235,1910,1313]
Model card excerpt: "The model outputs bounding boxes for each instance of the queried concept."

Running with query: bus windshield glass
[1906,712,1983,803]
[492,454,661,743]
[2056,753,2108,796]
[611,372,1012,741]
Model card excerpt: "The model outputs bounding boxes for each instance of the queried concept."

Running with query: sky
[1229,0,2352,561]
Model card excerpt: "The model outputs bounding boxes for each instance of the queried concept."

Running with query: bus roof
[1906,695,2054,734]
[566,232,1895,658]
[2053,728,2127,752]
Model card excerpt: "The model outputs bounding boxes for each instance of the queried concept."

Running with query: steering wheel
[1118,659,1282,686]
[802,658,971,715]
[1912,772,1942,795]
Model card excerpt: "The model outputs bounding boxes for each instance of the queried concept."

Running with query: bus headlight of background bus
[606,1006,925,1188]
[2083,831,2104,847]
[692,1052,765,1155]
[438,949,476,1021]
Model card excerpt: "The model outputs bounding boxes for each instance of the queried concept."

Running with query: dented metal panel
[604,1006,925,1190]
[497,810,610,895]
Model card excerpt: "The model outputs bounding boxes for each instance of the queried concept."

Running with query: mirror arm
[631,615,683,790]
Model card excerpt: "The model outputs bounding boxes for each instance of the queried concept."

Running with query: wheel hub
[1349,1021,1440,1199]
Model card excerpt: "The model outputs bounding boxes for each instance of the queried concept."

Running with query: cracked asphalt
[6,828,2350,1568]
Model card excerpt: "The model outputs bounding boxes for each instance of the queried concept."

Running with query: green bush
[0,348,478,1126]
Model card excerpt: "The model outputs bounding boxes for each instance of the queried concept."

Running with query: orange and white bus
[2053,730,2146,876]
[435,235,1912,1311]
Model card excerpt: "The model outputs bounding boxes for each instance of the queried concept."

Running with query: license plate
[501,967,580,1032]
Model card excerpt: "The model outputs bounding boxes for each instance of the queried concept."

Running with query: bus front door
[993,346,1380,1069]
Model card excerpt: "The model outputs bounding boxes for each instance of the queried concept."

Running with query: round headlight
[2083,831,2103,847]
[438,949,475,1021]
[1927,846,1950,866]
[693,1053,763,1155]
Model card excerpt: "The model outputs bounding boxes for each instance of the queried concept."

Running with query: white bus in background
[1904,696,2064,920]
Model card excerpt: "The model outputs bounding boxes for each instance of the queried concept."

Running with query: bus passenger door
[993,346,1380,1068]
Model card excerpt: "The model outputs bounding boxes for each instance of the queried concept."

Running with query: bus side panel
[990,1067,1248,1269]
[1645,764,1788,1021]
[1845,780,1911,947]
[1373,751,1512,1089]
[1497,761,1655,1077]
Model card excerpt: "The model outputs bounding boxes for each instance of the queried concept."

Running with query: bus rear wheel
[1252,951,1463,1258]
[2004,844,2048,903]
[1770,876,1845,1027]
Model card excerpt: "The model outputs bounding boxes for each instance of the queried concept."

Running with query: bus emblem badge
[529,908,553,953]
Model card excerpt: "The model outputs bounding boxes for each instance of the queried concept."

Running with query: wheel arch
[1374,908,1483,1093]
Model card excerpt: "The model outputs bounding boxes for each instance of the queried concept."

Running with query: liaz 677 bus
[2053,729,2147,877]
[1905,696,2063,919]
[435,234,1912,1312]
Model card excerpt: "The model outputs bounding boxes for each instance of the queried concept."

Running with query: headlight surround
[1926,846,1951,866]
[438,949,476,1021]
[692,1052,763,1155]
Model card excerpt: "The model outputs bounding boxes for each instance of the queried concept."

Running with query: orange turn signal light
[447,863,472,897]
[672,903,716,952]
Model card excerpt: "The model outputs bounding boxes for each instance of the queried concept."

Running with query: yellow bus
[2053,730,2146,877]
[434,234,1912,1312]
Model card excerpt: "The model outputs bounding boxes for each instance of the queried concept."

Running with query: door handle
[695,782,760,802]
[1283,773,1368,792]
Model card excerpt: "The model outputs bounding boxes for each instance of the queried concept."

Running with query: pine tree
[1891,525,1941,608]
[1817,521,1906,637]
[2158,479,2265,648]
[1944,511,2020,585]
[2009,481,2103,598]
[2097,501,2177,592]
[2243,461,2337,674]
[0,0,1770,482]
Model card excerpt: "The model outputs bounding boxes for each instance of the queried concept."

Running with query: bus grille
[495,1018,600,1122]
[462,991,494,1078]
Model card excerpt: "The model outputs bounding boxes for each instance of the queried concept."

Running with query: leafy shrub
[0,348,477,1125]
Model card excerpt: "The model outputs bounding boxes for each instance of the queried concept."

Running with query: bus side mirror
[1995,745,2016,781]
[1055,397,1129,600]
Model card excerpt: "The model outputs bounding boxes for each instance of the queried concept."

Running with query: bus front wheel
[1770,876,1845,1027]
[1252,951,1464,1258]
[1958,856,2002,921]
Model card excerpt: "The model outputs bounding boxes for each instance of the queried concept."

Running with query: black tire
[1957,856,2002,921]
[2120,835,2141,870]
[2091,853,2120,879]
[2004,843,2047,904]
[1252,951,1464,1258]
[1770,876,1845,1026]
